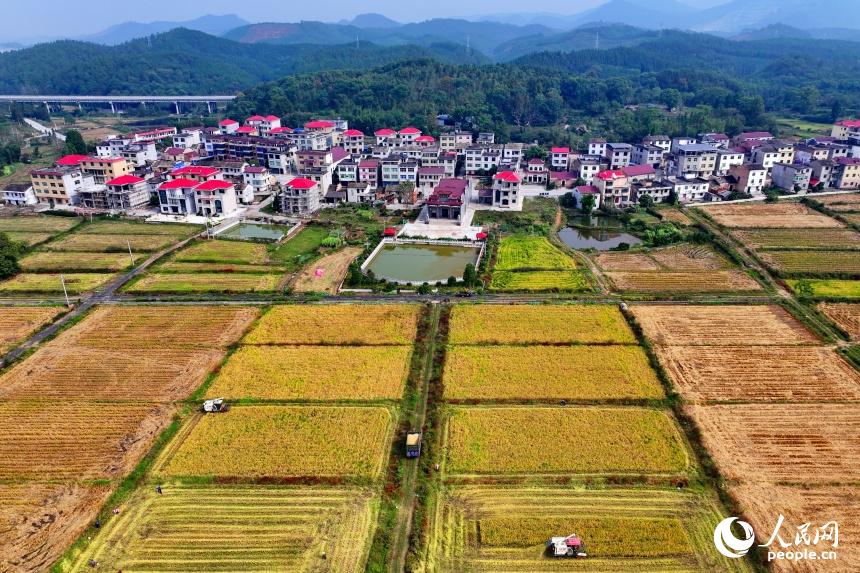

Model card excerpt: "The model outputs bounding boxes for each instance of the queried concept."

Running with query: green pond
[365,244,480,283]
[218,222,291,242]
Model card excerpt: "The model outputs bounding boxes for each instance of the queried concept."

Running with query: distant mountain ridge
[79,14,250,45]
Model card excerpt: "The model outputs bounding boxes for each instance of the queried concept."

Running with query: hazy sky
[1,0,729,40]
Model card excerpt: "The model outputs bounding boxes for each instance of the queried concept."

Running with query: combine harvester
[202,398,229,413]
[546,534,587,558]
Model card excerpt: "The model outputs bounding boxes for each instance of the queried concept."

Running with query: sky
[1,0,730,41]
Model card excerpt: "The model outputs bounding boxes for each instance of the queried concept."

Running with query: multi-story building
[642,135,671,153]
[337,160,359,184]
[700,133,730,148]
[503,142,524,164]
[358,160,380,187]
[170,165,222,184]
[491,171,520,208]
[714,148,745,175]
[219,119,240,135]
[465,146,501,175]
[669,144,718,178]
[415,135,436,147]
[73,156,133,184]
[631,144,663,168]
[205,135,296,174]
[833,157,860,189]
[605,143,633,170]
[811,159,837,188]
[588,138,607,156]
[594,170,632,207]
[398,127,422,145]
[752,141,795,169]
[345,182,374,204]
[173,130,201,148]
[96,137,134,158]
[550,147,570,170]
[398,161,419,184]
[281,177,322,215]
[381,156,402,186]
[439,131,473,154]
[1,183,36,206]
[729,164,768,195]
[295,150,333,172]
[243,166,273,196]
[418,167,445,191]
[426,178,468,220]
[477,132,495,146]
[732,131,774,147]
[662,176,709,203]
[523,159,548,185]
[105,175,150,210]
[573,155,606,184]
[132,127,176,142]
[195,160,247,178]
[794,145,832,165]
[831,120,860,141]
[194,180,238,216]
[771,163,813,192]
[670,137,698,153]
[29,164,94,206]
[341,129,365,154]
[375,128,397,147]
[247,115,281,136]
[157,178,198,215]
[631,180,672,204]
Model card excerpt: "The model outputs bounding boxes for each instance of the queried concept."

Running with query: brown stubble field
[817,303,860,340]
[701,202,844,228]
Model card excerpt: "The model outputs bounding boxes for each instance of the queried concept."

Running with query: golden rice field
[0,401,174,480]
[0,483,112,573]
[0,215,79,233]
[817,302,860,339]
[606,271,762,293]
[45,233,179,252]
[494,237,576,270]
[3,231,53,245]
[631,305,819,346]
[0,305,62,353]
[19,251,132,272]
[448,304,635,345]
[733,228,860,249]
[205,345,413,401]
[758,250,860,274]
[702,202,843,228]
[63,484,378,573]
[424,486,753,573]
[160,406,393,479]
[445,407,688,475]
[817,193,860,207]
[245,304,422,345]
[649,245,734,271]
[443,345,663,401]
[657,209,693,226]
[78,220,194,235]
[159,261,284,273]
[489,270,589,292]
[124,271,283,293]
[0,273,115,294]
[173,239,270,264]
[595,253,662,271]
[787,279,860,299]
[842,213,860,226]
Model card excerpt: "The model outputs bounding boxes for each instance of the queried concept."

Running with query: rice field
[701,202,843,228]
[597,245,733,272]
[494,237,576,270]
[0,305,63,353]
[45,233,180,252]
[657,209,693,226]
[817,302,860,339]
[733,228,860,249]
[19,251,132,272]
[0,215,79,233]
[594,253,662,271]
[489,270,589,292]
[0,273,116,294]
[173,239,270,264]
[124,272,283,294]
[787,279,860,299]
[758,250,860,274]
[606,271,763,293]
[2,231,53,245]
[78,220,195,235]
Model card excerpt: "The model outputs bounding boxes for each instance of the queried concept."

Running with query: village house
[714,148,745,175]
[243,166,274,196]
[699,133,730,148]
[337,159,358,184]
[219,119,240,135]
[587,138,607,156]
[492,171,521,208]
[573,185,601,210]
[157,178,198,215]
[29,162,95,207]
[341,129,365,155]
[381,156,402,186]
[172,129,201,148]
[550,147,570,170]
[642,135,671,153]
[281,177,322,215]
[418,167,445,191]
[833,157,860,189]
[195,159,247,179]
[811,159,837,188]
[604,143,633,170]
[662,176,709,203]
[831,120,860,141]
[732,131,773,147]
[771,163,813,191]
[593,170,632,207]
[398,127,422,145]
[522,158,548,185]
[1,183,36,206]
[194,180,238,216]
[668,144,718,179]
[426,178,468,220]
[631,144,663,169]
[359,160,381,187]
[729,164,768,195]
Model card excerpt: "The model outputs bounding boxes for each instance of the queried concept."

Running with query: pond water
[217,223,292,242]
[567,215,625,228]
[365,244,481,284]
[558,227,643,250]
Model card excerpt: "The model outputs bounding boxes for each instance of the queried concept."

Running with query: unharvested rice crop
[446,407,687,474]
[657,346,860,402]
[65,485,377,573]
[494,237,576,270]
[817,302,860,339]
[0,273,115,294]
[19,251,132,272]
[206,345,412,401]
[293,246,362,294]
[758,250,860,274]
[606,271,762,292]
[0,401,174,480]
[444,346,663,401]
[0,347,225,401]
[702,202,842,228]
[125,272,282,293]
[159,261,284,273]
[842,213,860,226]
[594,253,662,271]
[733,228,860,249]
[246,304,421,345]
[0,216,78,233]
[3,231,53,245]
[0,306,62,353]
[489,270,588,292]
[162,406,392,478]
[448,304,635,344]
[56,305,257,348]
[0,483,112,573]
[649,244,734,271]
[729,485,857,573]
[78,220,194,235]
[425,486,752,573]
[685,403,860,483]
[174,239,269,264]
[787,279,860,298]
[658,209,693,226]
[46,233,179,252]
[818,193,860,206]
[631,305,819,345]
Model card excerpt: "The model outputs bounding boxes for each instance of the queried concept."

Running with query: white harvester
[546,534,587,558]
[202,398,229,413]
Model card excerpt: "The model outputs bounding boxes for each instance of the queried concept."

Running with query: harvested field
[787,279,860,298]
[631,305,819,345]
[594,253,661,271]
[246,304,421,346]
[758,249,860,274]
[161,406,393,479]
[55,305,257,348]
[658,209,694,226]
[3,231,53,245]
[46,233,179,252]
[78,220,194,235]
[685,403,860,483]
[443,346,663,401]
[0,306,62,353]
[606,271,762,293]
[0,216,78,233]
[818,302,860,339]
[124,271,283,293]
[426,486,752,573]
[649,245,734,271]
[489,270,589,292]
[657,346,860,402]
[448,304,635,345]
[65,484,377,573]
[19,251,132,272]
[173,239,269,264]
[158,261,284,273]
[733,228,860,249]
[0,483,112,573]
[0,273,115,294]
[817,193,860,206]
[205,345,412,401]
[446,407,688,475]
[843,213,860,226]
[0,401,174,480]
[0,347,225,401]
[494,237,576,270]
[293,246,362,294]
[729,485,855,573]
[702,202,842,228]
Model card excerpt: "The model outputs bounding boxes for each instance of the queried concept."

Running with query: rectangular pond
[364,243,481,284]
[217,222,292,242]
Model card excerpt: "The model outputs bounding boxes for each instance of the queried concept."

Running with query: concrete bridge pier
[175,101,180,114]
[109,101,115,114]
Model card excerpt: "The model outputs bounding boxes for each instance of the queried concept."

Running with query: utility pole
[595,32,600,50]
[60,274,70,307]
[126,239,135,267]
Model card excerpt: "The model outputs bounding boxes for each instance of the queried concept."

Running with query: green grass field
[494,237,576,271]
[268,226,330,268]
[788,279,860,299]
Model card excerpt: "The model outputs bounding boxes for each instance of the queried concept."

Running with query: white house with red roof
[832,120,860,140]
[194,179,238,216]
[551,147,570,170]
[398,127,422,145]
[234,126,259,137]
[133,127,176,142]
[219,119,239,135]
[375,128,397,147]
[573,185,601,210]
[247,115,280,135]
[169,165,223,183]
[593,169,632,207]
[104,175,150,211]
[242,166,273,197]
[157,178,199,214]
[492,171,521,208]
[341,129,365,154]
[281,177,322,215]
[415,135,436,148]
[304,121,336,137]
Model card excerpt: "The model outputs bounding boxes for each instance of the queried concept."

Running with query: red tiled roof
[235,126,256,133]
[331,148,350,162]
[56,154,89,165]
[415,135,435,142]
[419,167,445,175]
[159,178,199,189]
[268,127,293,133]
[375,128,396,136]
[305,121,335,128]
[494,171,521,183]
[243,166,266,173]
[595,170,625,181]
[219,119,238,126]
[528,158,544,164]
[552,147,570,153]
[343,129,364,137]
[399,127,421,134]
[739,132,772,139]
[106,175,145,186]
[164,147,186,154]
[247,115,264,121]
[172,166,220,177]
[622,164,656,177]
[836,157,860,165]
[359,160,379,168]
[194,180,233,191]
[263,115,280,122]
[836,120,860,127]
[575,185,600,194]
[287,178,318,189]
[550,172,576,180]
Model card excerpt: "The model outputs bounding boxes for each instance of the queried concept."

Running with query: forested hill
[0,28,488,95]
